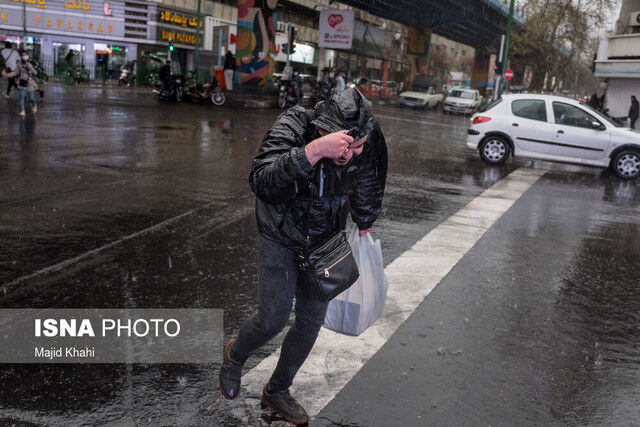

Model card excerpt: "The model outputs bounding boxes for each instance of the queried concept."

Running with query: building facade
[594,0,640,122]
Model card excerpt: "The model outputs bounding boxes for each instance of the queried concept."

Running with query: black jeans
[631,117,638,130]
[230,234,329,393]
[6,75,17,95]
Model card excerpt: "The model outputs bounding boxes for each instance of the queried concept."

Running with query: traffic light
[169,41,174,52]
[494,60,502,76]
[288,25,295,55]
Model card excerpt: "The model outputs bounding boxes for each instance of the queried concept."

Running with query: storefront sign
[318,9,353,49]
[6,0,48,10]
[63,0,90,13]
[158,27,196,45]
[158,7,201,29]
[0,0,124,38]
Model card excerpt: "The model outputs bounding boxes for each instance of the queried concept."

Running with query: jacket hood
[311,88,373,134]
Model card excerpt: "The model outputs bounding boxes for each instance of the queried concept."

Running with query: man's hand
[359,228,371,237]
[305,131,353,166]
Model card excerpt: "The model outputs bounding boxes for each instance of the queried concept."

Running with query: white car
[398,85,444,109]
[443,88,482,115]
[466,94,640,180]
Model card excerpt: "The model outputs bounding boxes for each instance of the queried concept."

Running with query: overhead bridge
[338,0,524,49]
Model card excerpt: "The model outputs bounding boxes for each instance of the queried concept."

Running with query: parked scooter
[314,80,332,103]
[159,74,184,102]
[277,80,298,109]
[118,66,135,86]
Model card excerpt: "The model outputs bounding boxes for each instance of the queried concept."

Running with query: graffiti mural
[236,0,277,86]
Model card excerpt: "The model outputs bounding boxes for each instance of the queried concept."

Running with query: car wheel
[479,136,510,165]
[613,150,640,180]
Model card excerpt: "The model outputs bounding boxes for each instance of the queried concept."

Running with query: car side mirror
[592,122,605,130]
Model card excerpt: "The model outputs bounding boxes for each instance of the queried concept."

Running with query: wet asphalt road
[0,84,639,425]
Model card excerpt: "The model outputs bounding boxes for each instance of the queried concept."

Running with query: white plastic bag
[323,225,388,336]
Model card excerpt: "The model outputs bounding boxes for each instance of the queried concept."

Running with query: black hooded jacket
[249,88,388,251]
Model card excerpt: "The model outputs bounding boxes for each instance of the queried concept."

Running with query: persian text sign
[0,309,223,363]
[0,0,125,39]
[318,9,353,49]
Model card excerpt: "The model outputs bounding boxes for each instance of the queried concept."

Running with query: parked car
[398,85,444,109]
[443,87,482,115]
[466,94,640,180]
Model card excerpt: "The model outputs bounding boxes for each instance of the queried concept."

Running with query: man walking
[629,95,639,130]
[1,42,19,99]
[219,88,388,424]
[223,50,236,91]
[158,60,171,96]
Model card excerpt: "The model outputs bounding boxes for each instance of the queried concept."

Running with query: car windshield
[409,86,433,93]
[583,104,623,127]
[450,90,475,99]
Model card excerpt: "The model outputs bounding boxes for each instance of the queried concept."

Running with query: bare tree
[512,0,619,93]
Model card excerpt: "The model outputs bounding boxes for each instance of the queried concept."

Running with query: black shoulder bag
[298,164,359,302]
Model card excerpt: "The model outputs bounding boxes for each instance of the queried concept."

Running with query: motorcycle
[118,66,135,86]
[62,64,89,85]
[185,76,225,106]
[314,81,332,103]
[159,75,184,102]
[277,80,298,109]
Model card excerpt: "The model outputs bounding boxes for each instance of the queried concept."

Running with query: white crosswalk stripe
[237,167,546,419]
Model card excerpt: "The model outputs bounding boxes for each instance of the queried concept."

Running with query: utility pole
[22,0,27,36]
[498,0,515,98]
[193,0,202,80]
[493,34,505,101]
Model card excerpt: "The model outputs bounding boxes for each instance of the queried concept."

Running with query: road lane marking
[1,204,254,293]
[237,167,546,418]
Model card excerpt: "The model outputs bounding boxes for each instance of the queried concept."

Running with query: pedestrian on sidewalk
[1,42,19,99]
[629,95,639,130]
[219,88,388,425]
[335,72,345,94]
[2,52,38,117]
[223,50,236,91]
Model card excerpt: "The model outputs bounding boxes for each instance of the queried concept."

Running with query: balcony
[607,33,640,58]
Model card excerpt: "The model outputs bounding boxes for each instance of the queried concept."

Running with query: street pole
[22,0,27,36]
[286,24,291,69]
[498,0,515,98]
[493,34,505,101]
[193,0,202,81]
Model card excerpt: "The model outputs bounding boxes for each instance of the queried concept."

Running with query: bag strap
[302,164,317,254]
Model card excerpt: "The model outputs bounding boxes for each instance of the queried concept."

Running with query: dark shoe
[261,385,309,425]
[219,338,242,399]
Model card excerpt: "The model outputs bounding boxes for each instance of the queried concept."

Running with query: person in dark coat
[629,95,639,130]
[219,88,387,424]
[158,60,171,95]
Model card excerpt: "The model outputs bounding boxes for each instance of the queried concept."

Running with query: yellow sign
[159,10,200,28]
[64,0,90,12]
[31,14,113,33]
[9,0,47,9]
[161,29,196,45]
